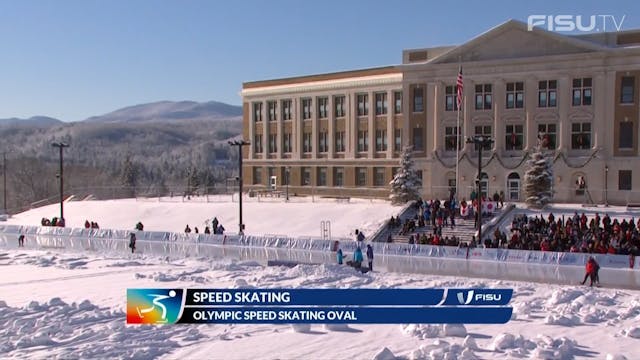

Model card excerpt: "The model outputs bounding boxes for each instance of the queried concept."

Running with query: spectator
[336,248,343,265]
[135,222,144,231]
[185,225,192,233]
[366,244,374,271]
[204,226,211,234]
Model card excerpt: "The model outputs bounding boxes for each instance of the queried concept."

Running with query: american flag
[456,66,463,110]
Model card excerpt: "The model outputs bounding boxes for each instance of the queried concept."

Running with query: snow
[1,198,640,359]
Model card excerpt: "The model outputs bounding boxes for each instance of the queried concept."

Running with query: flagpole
[456,94,461,202]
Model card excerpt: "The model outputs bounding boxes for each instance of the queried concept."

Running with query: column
[523,77,537,151]
[463,80,473,152]
[368,92,375,159]
[593,71,606,150]
[311,97,318,159]
[348,92,357,159]
[386,90,394,158]
[294,98,302,160]
[249,102,255,160]
[328,95,335,159]
[431,82,442,153]
[558,75,570,152]
[402,83,411,151]
[493,79,505,152]
[276,100,283,159]
[262,101,268,160]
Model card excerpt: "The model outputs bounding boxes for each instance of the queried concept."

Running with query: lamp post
[285,166,290,201]
[604,165,609,207]
[2,152,7,214]
[228,140,250,235]
[51,142,69,223]
[465,135,494,245]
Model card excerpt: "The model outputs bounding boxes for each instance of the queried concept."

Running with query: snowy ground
[1,249,639,360]
[5,195,398,239]
[2,199,640,359]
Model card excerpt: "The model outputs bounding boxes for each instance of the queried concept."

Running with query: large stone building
[240,20,640,205]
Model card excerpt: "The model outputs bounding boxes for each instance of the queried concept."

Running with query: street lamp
[465,135,494,245]
[604,165,609,207]
[228,140,250,235]
[52,142,70,224]
[285,166,290,201]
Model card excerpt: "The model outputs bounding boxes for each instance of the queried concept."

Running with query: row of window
[255,121,632,155]
[255,92,403,122]
[254,76,637,122]
[253,166,423,187]
[254,129,403,154]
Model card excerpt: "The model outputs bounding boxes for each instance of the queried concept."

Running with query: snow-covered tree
[524,138,554,208]
[389,146,422,205]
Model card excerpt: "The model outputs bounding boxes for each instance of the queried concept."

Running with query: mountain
[0,116,64,127]
[84,100,242,123]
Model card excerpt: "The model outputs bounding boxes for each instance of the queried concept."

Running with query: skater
[366,244,374,271]
[581,256,599,287]
[336,248,343,265]
[18,234,25,247]
[129,233,137,253]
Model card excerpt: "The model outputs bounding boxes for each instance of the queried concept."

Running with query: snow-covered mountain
[0,116,64,127]
[84,100,242,123]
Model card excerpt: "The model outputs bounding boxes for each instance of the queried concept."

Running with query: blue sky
[0,0,637,121]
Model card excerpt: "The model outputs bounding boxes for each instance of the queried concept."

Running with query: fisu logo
[456,290,474,305]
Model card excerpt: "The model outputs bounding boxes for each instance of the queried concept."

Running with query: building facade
[241,20,640,205]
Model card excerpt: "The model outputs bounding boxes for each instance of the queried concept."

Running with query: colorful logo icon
[127,289,184,324]
[456,290,474,305]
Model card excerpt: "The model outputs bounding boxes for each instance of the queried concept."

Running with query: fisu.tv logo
[126,289,184,324]
[527,15,626,32]
[456,290,502,305]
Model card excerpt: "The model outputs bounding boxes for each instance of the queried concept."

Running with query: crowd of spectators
[492,212,640,255]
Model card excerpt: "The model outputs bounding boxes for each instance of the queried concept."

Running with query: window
[619,122,634,149]
[317,97,328,119]
[283,133,292,153]
[356,167,367,186]
[335,131,345,152]
[413,87,424,112]
[505,82,524,109]
[572,78,592,106]
[253,102,262,122]
[301,167,311,186]
[334,96,345,117]
[357,94,369,116]
[268,101,277,121]
[281,99,292,120]
[619,170,632,190]
[302,98,312,119]
[376,129,387,151]
[505,124,524,151]
[445,126,462,151]
[621,76,635,104]
[375,92,388,115]
[303,132,312,153]
[318,131,328,153]
[475,84,492,110]
[333,167,344,186]
[374,167,385,186]
[537,124,557,149]
[268,133,277,153]
[317,167,327,186]
[254,134,263,153]
[474,126,492,151]
[538,80,557,107]
[394,128,402,151]
[571,122,591,150]
[445,85,459,111]
[412,127,424,151]
[253,167,262,185]
[394,91,402,114]
[358,130,369,152]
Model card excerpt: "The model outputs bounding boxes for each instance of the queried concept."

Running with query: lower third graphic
[127,289,184,324]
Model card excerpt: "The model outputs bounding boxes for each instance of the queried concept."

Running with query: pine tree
[389,146,422,205]
[524,138,554,208]
[120,155,139,198]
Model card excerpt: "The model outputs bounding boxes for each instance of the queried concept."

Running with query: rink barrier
[0,224,637,270]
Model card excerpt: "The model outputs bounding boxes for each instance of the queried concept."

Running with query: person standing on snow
[129,233,137,254]
[366,244,374,271]
[18,234,25,247]
[353,247,364,269]
[336,248,344,265]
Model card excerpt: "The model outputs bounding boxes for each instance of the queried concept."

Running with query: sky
[0,0,638,122]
